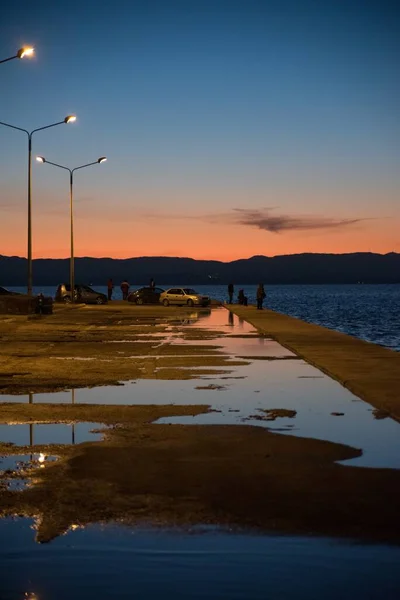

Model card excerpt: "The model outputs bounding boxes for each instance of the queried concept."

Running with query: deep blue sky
[1,0,399,259]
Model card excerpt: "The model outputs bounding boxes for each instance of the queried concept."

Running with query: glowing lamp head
[17,47,34,59]
[36,156,46,163]
[98,156,107,164]
[64,115,77,124]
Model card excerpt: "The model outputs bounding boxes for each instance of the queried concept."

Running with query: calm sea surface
[11,283,400,351]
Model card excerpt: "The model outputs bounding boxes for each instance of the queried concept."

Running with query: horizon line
[0,251,398,263]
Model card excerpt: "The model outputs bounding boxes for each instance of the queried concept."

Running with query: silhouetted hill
[1,253,399,286]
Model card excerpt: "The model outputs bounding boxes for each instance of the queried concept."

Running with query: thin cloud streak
[138,207,368,233]
[233,208,365,233]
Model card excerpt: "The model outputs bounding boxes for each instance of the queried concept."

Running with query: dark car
[127,286,165,305]
[55,284,107,305]
[0,286,53,315]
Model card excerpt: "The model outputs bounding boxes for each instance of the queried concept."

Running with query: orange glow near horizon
[1,181,399,261]
[1,208,398,261]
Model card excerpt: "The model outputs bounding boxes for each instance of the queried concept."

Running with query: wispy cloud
[231,208,365,233]
[138,207,368,233]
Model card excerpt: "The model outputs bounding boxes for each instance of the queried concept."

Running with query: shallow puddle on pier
[0,517,400,600]
[1,308,399,469]
[0,454,58,472]
[0,454,58,491]
[0,422,107,446]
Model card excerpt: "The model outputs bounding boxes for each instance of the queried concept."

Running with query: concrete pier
[229,305,400,420]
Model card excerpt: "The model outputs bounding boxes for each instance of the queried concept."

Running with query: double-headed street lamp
[0,116,76,295]
[0,46,34,65]
[36,155,107,302]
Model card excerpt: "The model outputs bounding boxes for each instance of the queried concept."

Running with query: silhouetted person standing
[228,283,234,304]
[107,278,114,301]
[238,289,247,306]
[149,278,155,290]
[120,279,130,301]
[256,283,266,310]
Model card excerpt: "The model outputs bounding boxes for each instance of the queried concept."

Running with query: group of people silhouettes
[106,278,265,308]
[106,278,155,301]
[227,283,266,309]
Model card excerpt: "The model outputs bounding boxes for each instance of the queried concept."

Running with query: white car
[159,288,210,307]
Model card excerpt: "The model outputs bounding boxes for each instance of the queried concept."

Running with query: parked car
[127,286,165,305]
[159,288,210,307]
[55,284,107,305]
[0,286,53,315]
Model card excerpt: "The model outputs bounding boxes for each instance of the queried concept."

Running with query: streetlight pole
[0,116,76,295]
[0,46,34,65]
[36,156,107,302]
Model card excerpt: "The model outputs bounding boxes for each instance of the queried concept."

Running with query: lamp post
[0,46,34,65]
[0,116,76,295]
[36,155,107,302]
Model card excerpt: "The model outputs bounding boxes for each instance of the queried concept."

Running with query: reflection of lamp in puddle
[71,388,75,404]
[228,311,234,326]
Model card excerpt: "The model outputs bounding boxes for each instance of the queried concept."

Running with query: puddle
[0,454,58,491]
[1,309,399,469]
[3,479,27,491]
[0,453,58,472]
[0,517,399,600]
[0,422,107,446]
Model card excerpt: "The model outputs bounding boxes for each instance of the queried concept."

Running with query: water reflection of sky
[1,518,400,600]
[1,308,399,469]
[0,454,58,491]
[0,423,106,446]
[0,454,57,472]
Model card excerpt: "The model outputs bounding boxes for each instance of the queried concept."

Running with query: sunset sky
[1,0,399,262]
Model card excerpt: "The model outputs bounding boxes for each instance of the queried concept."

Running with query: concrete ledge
[228,305,400,421]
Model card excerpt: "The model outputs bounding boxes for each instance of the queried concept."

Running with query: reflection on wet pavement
[1,517,400,600]
[0,422,107,446]
[1,308,399,469]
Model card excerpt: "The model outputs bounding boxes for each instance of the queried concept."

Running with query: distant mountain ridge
[1,253,399,285]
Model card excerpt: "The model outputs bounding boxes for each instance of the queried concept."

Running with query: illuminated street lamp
[36,155,107,302]
[0,116,77,295]
[0,46,34,64]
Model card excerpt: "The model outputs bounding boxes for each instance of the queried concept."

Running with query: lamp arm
[40,160,72,174]
[30,120,66,136]
[72,161,98,174]
[0,121,29,136]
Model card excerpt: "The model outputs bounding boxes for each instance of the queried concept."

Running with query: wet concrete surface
[2,308,399,469]
[1,308,400,596]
